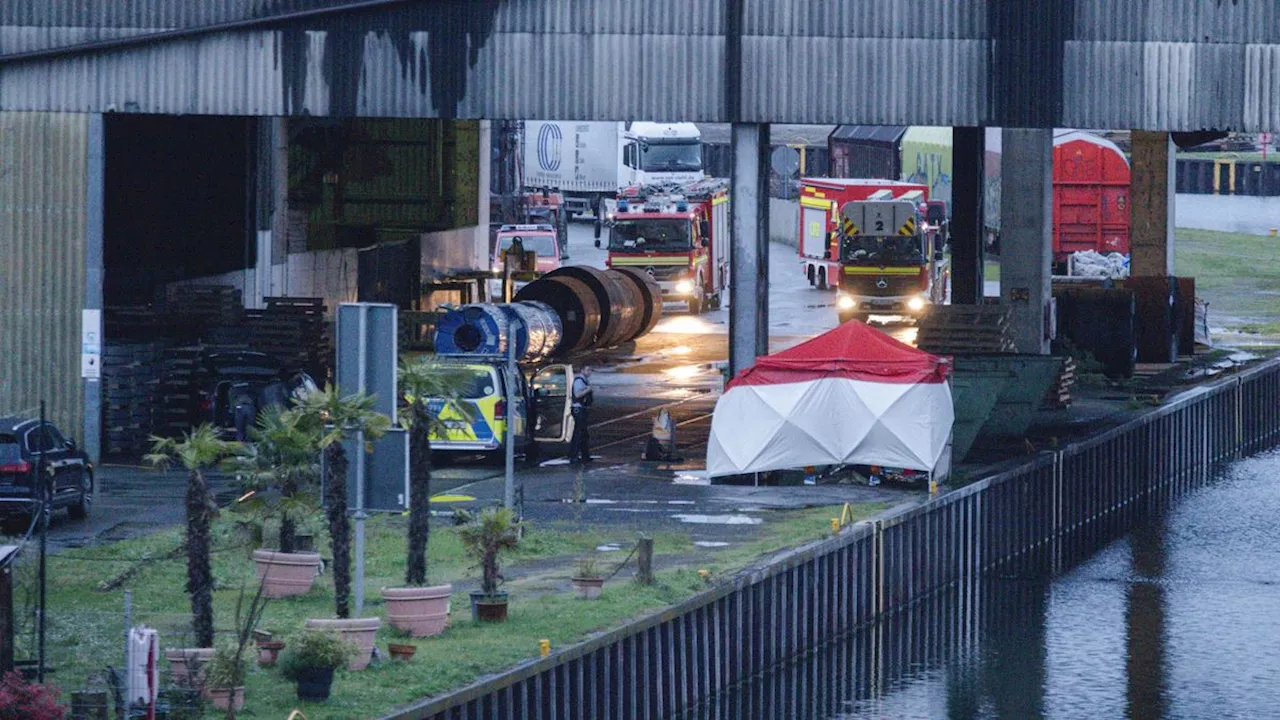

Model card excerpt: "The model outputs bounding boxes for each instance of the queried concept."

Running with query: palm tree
[397,359,476,586]
[294,386,390,618]
[146,424,239,647]
[225,407,320,553]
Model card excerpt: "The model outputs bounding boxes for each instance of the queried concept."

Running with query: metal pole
[354,429,366,615]
[353,307,368,616]
[503,337,516,510]
[37,401,46,682]
[728,122,770,378]
[122,590,132,668]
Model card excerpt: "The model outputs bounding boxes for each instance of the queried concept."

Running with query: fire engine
[833,200,948,323]
[594,179,730,315]
[798,179,929,291]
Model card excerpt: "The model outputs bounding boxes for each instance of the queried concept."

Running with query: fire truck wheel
[807,265,816,286]
[687,290,704,315]
[817,268,828,291]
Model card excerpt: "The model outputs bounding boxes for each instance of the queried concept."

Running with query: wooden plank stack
[156,346,203,438]
[101,341,163,456]
[165,285,242,326]
[1043,356,1076,409]
[242,297,330,380]
[915,306,1016,355]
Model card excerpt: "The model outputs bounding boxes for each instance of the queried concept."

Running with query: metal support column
[729,123,770,378]
[83,114,105,465]
[999,128,1053,354]
[950,127,986,305]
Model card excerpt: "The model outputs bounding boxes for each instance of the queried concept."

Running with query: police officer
[568,366,594,464]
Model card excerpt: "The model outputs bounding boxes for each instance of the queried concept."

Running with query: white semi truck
[521,121,703,217]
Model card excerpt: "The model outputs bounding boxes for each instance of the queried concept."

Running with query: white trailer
[521,121,703,217]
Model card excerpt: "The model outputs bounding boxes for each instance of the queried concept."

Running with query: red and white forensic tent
[706,321,954,477]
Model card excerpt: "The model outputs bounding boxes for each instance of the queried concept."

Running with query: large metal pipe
[514,276,602,355]
[544,266,640,349]
[613,267,664,340]
[433,302,564,362]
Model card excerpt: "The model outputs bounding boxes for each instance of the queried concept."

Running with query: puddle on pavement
[596,544,622,552]
[694,541,731,548]
[667,500,696,505]
[673,472,711,486]
[585,499,618,504]
[664,365,705,380]
[673,514,763,525]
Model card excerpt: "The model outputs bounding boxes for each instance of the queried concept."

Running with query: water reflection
[698,454,1280,719]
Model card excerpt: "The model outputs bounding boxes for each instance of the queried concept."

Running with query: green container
[950,355,1066,460]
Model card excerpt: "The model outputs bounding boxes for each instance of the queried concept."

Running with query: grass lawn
[1174,228,1280,331]
[27,502,884,719]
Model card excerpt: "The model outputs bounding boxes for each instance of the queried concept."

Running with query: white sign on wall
[81,309,101,380]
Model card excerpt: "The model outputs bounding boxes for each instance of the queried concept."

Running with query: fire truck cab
[595,179,730,315]
[834,200,948,323]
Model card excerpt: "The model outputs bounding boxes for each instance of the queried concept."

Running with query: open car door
[531,365,574,443]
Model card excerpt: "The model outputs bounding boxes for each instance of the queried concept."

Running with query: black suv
[0,418,93,520]
[198,352,317,440]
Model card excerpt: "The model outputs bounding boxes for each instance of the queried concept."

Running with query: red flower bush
[0,671,63,720]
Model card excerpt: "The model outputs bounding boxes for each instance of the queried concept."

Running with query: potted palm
[147,425,238,676]
[228,408,324,599]
[294,386,390,669]
[571,554,606,600]
[459,506,521,622]
[381,360,474,637]
[280,629,356,703]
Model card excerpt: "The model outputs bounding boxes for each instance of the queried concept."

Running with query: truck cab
[619,122,704,190]
[834,200,948,323]
[422,360,576,462]
[596,180,730,315]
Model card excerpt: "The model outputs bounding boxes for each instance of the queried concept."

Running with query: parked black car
[197,352,317,440]
[0,417,93,520]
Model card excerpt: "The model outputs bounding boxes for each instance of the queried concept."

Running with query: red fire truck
[595,179,730,314]
[798,179,929,291]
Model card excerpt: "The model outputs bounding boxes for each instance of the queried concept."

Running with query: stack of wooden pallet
[101,341,163,456]
[166,285,242,326]
[915,306,1016,355]
[156,346,203,437]
[242,297,329,379]
[1043,356,1076,409]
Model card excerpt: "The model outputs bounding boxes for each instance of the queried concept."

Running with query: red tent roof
[727,320,950,388]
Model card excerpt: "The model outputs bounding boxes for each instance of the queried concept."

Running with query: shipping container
[827,126,905,181]
[1052,131,1131,265]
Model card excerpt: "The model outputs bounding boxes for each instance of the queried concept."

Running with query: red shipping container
[1052,132,1131,265]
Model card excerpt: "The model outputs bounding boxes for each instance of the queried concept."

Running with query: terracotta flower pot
[388,643,417,662]
[383,584,453,637]
[254,550,322,598]
[571,576,604,600]
[257,640,286,666]
[305,617,381,670]
[165,648,215,689]
[207,686,245,711]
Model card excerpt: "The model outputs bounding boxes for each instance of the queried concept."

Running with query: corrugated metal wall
[0,112,87,434]
[2,1,1280,129]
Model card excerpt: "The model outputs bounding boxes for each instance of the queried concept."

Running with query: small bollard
[1272,228,1278,237]
[539,639,551,657]
[831,518,841,534]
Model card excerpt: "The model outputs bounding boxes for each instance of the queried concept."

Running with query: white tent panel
[706,377,953,477]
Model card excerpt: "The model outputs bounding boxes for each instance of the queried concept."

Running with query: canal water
[712,451,1280,720]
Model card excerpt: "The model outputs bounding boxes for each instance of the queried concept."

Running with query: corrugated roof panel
[1244,44,1280,131]
[0,112,86,436]
[494,0,724,35]
[1062,42,1145,131]
[744,0,987,40]
[742,37,986,126]
[1074,0,1280,44]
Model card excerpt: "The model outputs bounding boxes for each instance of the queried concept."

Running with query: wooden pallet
[916,306,1015,354]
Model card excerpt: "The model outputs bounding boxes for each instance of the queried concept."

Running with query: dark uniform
[568,373,592,463]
